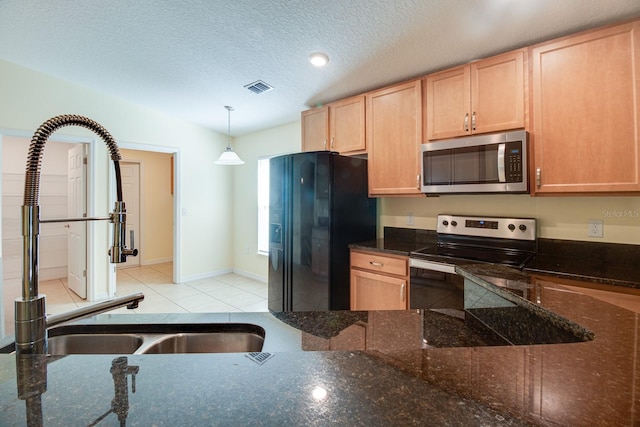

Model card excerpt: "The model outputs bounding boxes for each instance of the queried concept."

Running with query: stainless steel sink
[44,323,265,355]
[48,334,144,355]
[139,332,264,354]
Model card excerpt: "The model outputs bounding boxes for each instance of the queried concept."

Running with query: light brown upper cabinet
[425,49,526,141]
[530,20,640,194]
[329,95,366,154]
[366,79,423,196]
[301,95,366,155]
[301,106,329,152]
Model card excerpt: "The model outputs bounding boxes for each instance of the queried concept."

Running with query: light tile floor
[42,262,268,316]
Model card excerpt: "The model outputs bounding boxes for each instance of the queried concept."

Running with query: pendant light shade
[215,106,244,165]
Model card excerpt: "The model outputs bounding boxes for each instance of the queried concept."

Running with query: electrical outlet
[406,213,415,226]
[587,219,603,238]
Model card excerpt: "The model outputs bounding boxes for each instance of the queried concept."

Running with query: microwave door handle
[497,143,506,182]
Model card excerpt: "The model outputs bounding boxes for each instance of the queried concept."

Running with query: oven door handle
[409,258,457,274]
[497,143,506,183]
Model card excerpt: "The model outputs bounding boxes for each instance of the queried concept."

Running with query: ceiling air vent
[244,80,274,94]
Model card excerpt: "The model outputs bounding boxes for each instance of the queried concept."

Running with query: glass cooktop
[411,244,535,269]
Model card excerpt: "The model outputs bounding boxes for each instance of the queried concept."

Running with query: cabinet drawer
[351,250,408,276]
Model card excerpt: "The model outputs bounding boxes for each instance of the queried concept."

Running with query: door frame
[109,140,181,295]
[118,160,142,269]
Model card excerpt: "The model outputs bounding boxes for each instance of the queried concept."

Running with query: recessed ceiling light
[309,52,329,67]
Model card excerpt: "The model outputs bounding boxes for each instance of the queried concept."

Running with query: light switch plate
[406,213,415,226]
[587,219,603,238]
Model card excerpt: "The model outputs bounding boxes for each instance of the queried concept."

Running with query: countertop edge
[455,264,596,341]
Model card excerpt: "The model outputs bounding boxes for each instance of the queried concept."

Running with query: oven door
[409,258,464,310]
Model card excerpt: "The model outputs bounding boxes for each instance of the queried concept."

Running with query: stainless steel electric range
[409,214,536,310]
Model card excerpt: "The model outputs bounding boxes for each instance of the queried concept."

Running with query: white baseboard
[180,268,234,283]
[142,258,173,266]
[179,268,267,284]
[232,268,267,283]
[39,266,67,282]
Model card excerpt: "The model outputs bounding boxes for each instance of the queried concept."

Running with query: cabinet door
[531,21,640,193]
[366,80,423,196]
[425,66,470,140]
[301,107,329,152]
[330,95,366,154]
[350,269,408,310]
[471,49,525,134]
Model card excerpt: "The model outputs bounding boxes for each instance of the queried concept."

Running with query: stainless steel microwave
[421,130,528,194]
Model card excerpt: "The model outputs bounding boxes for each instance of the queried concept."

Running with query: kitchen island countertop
[0,264,638,426]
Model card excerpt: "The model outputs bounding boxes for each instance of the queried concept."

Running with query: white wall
[232,122,301,281]
[0,59,234,291]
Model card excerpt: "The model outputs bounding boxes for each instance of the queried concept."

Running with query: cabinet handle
[323,139,327,150]
[330,137,334,150]
[416,174,421,190]
[401,282,406,302]
[369,261,384,267]
[471,112,476,131]
[464,113,469,132]
[536,167,541,189]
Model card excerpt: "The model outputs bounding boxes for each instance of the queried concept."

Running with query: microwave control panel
[506,141,523,182]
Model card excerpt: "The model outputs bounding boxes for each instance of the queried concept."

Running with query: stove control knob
[442,220,449,226]
[508,224,516,231]
[519,224,527,232]
[451,220,458,227]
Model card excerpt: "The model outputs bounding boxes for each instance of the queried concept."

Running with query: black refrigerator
[268,151,376,312]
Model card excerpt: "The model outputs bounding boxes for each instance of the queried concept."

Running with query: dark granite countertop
[526,238,640,289]
[349,238,429,256]
[349,227,437,256]
[0,265,639,426]
[351,229,640,289]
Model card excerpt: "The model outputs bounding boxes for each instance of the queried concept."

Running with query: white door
[67,144,87,298]
[119,162,140,268]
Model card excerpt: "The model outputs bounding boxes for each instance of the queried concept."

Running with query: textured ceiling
[1,0,639,136]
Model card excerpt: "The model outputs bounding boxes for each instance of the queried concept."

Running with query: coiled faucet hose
[23,114,123,205]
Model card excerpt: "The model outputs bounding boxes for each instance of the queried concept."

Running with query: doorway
[1,133,92,329]
[117,150,175,274]
[1,136,85,284]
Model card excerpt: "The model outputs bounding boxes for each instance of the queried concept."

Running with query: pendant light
[215,105,244,165]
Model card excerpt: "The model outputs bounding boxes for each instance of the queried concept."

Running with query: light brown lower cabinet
[350,250,409,310]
